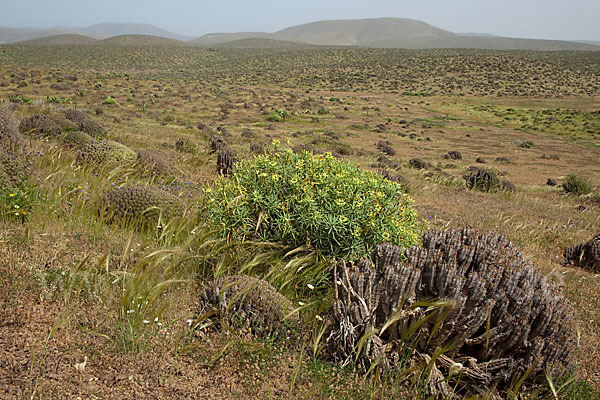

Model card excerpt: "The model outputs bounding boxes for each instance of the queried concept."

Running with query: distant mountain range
[0,22,192,43]
[2,18,599,51]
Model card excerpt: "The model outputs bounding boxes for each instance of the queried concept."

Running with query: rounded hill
[94,34,187,47]
[15,34,97,46]
[212,38,321,49]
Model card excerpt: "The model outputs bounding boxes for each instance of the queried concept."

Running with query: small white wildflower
[127,309,134,314]
[158,322,163,327]
[315,315,323,321]
[336,280,342,286]
[154,317,159,322]
[186,319,193,326]
[14,205,19,209]
[143,320,150,324]
[298,301,305,306]
[307,284,314,290]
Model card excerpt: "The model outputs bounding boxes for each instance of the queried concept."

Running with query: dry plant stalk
[199,275,299,338]
[564,233,600,273]
[326,228,576,392]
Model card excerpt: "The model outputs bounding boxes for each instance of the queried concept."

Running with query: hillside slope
[80,23,192,41]
[0,23,191,44]
[192,32,272,45]
[193,17,455,46]
[0,27,78,44]
[95,34,188,46]
[16,34,98,46]
[191,17,599,50]
[212,38,321,49]
[364,35,600,50]
[274,17,455,46]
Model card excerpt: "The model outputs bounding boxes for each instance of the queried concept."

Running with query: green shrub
[562,173,592,196]
[267,109,288,122]
[204,145,422,259]
[102,96,119,106]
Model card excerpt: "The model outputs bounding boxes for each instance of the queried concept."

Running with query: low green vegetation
[205,145,421,259]
[267,108,288,122]
[0,181,38,222]
[468,104,600,137]
[562,173,593,196]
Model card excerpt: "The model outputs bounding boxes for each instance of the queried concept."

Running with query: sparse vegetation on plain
[0,39,599,400]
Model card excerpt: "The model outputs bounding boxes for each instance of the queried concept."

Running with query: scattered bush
[327,228,576,393]
[442,150,462,160]
[293,144,323,156]
[199,275,298,338]
[79,118,106,138]
[519,140,535,148]
[205,147,421,259]
[50,114,78,132]
[50,82,69,91]
[175,138,194,153]
[267,109,288,122]
[19,114,62,137]
[541,154,560,160]
[209,135,227,153]
[374,155,399,169]
[564,233,600,273]
[64,108,106,138]
[249,142,266,154]
[99,185,184,227]
[137,149,171,176]
[0,106,23,151]
[464,166,501,192]
[216,148,237,176]
[102,96,119,106]
[1,150,35,222]
[76,140,137,169]
[0,151,26,189]
[240,129,256,139]
[377,168,408,187]
[409,158,428,169]
[376,140,396,156]
[63,131,94,148]
[562,173,592,196]
[501,179,516,193]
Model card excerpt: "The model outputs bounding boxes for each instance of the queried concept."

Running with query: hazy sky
[1,0,599,41]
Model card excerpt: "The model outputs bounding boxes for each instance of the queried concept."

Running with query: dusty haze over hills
[2,18,598,51]
[1,0,599,42]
